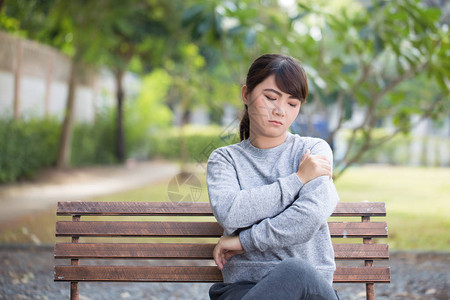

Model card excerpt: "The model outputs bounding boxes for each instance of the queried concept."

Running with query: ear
[241,85,249,105]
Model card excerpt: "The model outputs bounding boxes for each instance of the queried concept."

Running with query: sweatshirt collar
[242,132,293,158]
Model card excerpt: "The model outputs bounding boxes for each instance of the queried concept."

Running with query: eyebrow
[263,88,301,101]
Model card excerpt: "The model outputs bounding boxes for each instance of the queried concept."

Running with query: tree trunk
[13,40,23,120]
[44,51,54,118]
[115,69,126,163]
[178,99,191,172]
[0,0,6,12]
[57,59,78,168]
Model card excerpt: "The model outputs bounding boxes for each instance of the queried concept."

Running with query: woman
[206,54,340,300]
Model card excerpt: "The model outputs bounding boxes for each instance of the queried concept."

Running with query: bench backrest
[54,201,390,300]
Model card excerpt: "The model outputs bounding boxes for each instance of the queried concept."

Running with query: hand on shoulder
[296,149,332,185]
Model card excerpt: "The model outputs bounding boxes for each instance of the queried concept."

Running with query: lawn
[1,165,449,251]
[334,165,450,251]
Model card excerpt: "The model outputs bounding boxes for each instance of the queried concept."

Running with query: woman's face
[242,74,302,140]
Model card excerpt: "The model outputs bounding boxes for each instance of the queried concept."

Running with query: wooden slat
[54,243,216,259]
[333,267,390,283]
[57,202,213,216]
[56,221,387,238]
[332,202,386,216]
[333,244,389,260]
[57,201,386,217]
[54,266,222,282]
[56,221,224,237]
[330,222,388,238]
[54,266,390,283]
[55,243,389,260]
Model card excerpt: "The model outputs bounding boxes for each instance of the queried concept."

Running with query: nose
[273,104,285,117]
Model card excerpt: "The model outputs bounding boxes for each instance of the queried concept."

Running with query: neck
[248,131,288,149]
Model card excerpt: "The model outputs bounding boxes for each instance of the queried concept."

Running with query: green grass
[1,166,449,251]
[334,166,450,250]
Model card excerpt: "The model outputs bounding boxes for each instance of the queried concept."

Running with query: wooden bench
[54,201,390,300]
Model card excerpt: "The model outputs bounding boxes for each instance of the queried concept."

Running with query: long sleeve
[207,149,303,235]
[239,140,340,252]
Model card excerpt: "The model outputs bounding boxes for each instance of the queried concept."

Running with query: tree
[1,0,177,165]
[183,0,449,179]
[47,1,110,168]
[0,0,81,168]
[97,0,173,162]
[285,0,449,178]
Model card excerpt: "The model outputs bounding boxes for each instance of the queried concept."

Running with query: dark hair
[239,54,308,141]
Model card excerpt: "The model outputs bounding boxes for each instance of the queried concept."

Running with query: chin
[263,129,287,137]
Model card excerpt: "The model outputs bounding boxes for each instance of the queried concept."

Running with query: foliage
[286,0,449,177]
[0,113,123,183]
[148,125,239,162]
[1,0,448,179]
[0,117,60,183]
[183,0,450,179]
[70,110,117,166]
[125,69,173,160]
[182,0,294,81]
[165,43,207,116]
[338,128,450,166]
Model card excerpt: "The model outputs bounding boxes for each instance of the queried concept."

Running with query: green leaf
[244,28,256,47]
[195,15,213,36]
[228,25,244,36]
[182,4,205,26]
[341,63,357,74]
[373,34,384,55]
[297,3,311,12]
[291,12,309,22]
[213,11,223,39]
[359,26,371,40]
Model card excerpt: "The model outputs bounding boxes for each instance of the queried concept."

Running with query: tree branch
[326,90,345,144]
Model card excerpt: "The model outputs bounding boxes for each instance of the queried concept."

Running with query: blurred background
[0,0,449,299]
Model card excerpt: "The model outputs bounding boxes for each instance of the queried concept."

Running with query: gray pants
[209,258,340,300]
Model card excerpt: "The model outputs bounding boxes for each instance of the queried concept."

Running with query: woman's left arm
[238,140,340,253]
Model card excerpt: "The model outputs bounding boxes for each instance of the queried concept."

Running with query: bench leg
[366,283,375,300]
[71,282,78,300]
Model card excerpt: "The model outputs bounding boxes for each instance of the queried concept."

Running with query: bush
[124,69,173,160]
[338,128,450,166]
[70,110,117,166]
[148,125,240,163]
[0,117,60,183]
[0,111,118,183]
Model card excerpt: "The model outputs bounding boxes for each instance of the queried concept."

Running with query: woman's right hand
[213,235,244,270]
[296,149,332,185]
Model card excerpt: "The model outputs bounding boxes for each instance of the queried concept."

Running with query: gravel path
[1,246,448,300]
[0,160,179,222]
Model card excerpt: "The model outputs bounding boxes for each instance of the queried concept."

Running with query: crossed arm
[207,141,336,269]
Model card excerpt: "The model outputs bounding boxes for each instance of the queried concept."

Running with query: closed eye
[265,95,276,101]
[289,103,298,107]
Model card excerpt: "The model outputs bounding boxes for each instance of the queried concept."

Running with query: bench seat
[54,201,390,299]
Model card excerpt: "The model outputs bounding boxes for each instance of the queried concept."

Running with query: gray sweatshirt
[206,132,340,285]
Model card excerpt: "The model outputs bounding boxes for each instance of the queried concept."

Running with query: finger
[214,255,222,269]
[213,249,220,268]
[218,255,224,270]
[225,251,236,260]
[213,245,223,270]
[319,165,332,179]
[300,149,311,164]
[315,154,329,161]
[310,155,330,164]
[222,253,226,267]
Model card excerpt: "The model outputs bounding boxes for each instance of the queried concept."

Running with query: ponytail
[239,105,250,141]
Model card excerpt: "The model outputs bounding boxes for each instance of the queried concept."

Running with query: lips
[269,120,283,125]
